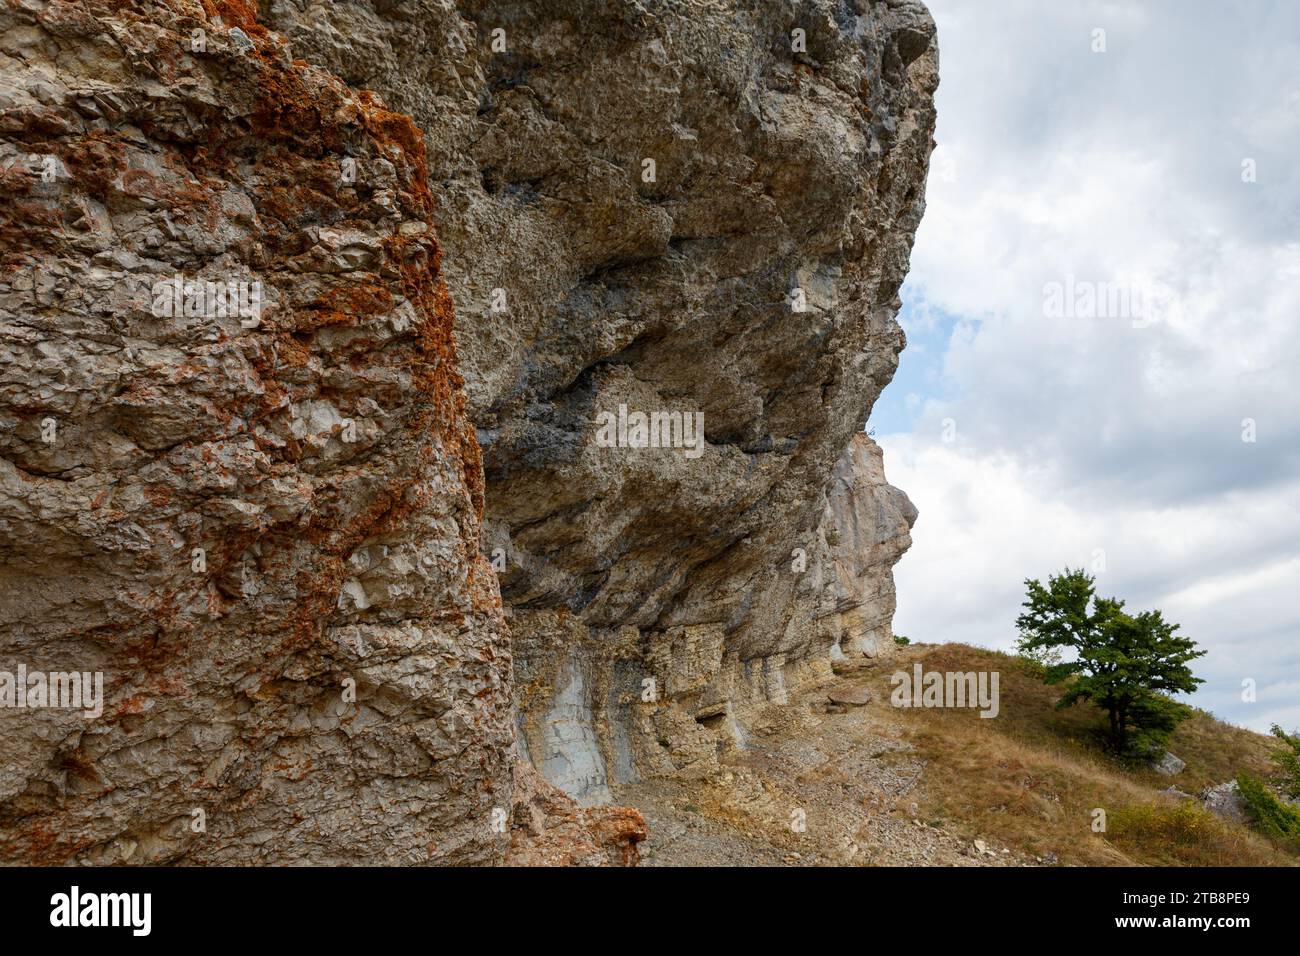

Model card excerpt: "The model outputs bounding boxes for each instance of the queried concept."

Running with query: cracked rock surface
[0,0,641,865]
[267,0,935,799]
[1,0,934,864]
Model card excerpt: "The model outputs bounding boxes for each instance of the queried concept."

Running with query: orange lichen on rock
[506,762,647,867]
[0,0,644,868]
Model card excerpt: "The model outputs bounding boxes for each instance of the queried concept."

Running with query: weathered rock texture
[265,0,936,802]
[505,761,645,866]
[818,432,918,663]
[1,0,934,863]
[0,0,640,865]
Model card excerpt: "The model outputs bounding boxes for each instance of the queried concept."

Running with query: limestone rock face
[266,0,937,799]
[1,0,935,862]
[0,0,619,865]
[815,433,917,664]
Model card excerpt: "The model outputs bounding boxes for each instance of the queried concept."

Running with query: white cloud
[882,437,1300,732]
[881,0,1300,732]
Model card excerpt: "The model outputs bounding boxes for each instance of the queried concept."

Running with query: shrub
[1267,725,1300,801]
[1236,772,1300,850]
[1109,800,1219,851]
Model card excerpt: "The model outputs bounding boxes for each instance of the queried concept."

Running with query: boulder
[1200,782,1248,823]
[828,686,873,707]
[1151,751,1186,776]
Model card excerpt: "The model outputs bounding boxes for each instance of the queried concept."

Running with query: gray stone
[1152,751,1186,776]
[1201,782,1248,823]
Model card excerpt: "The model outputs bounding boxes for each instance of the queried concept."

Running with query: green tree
[1015,568,1205,754]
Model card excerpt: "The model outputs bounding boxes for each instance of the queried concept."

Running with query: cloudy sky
[870,0,1300,733]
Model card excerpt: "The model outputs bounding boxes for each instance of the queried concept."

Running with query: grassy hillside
[887,643,1294,866]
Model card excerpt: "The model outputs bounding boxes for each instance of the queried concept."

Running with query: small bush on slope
[1236,773,1300,850]
[1267,724,1300,800]
[1234,726,1300,850]
[1107,801,1258,866]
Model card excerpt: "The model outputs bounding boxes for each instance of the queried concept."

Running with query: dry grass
[1106,801,1272,866]
[877,643,1294,867]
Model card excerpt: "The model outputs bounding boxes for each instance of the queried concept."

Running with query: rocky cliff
[1,0,934,863]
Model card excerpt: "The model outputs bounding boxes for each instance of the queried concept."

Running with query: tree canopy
[1016,568,1205,754]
